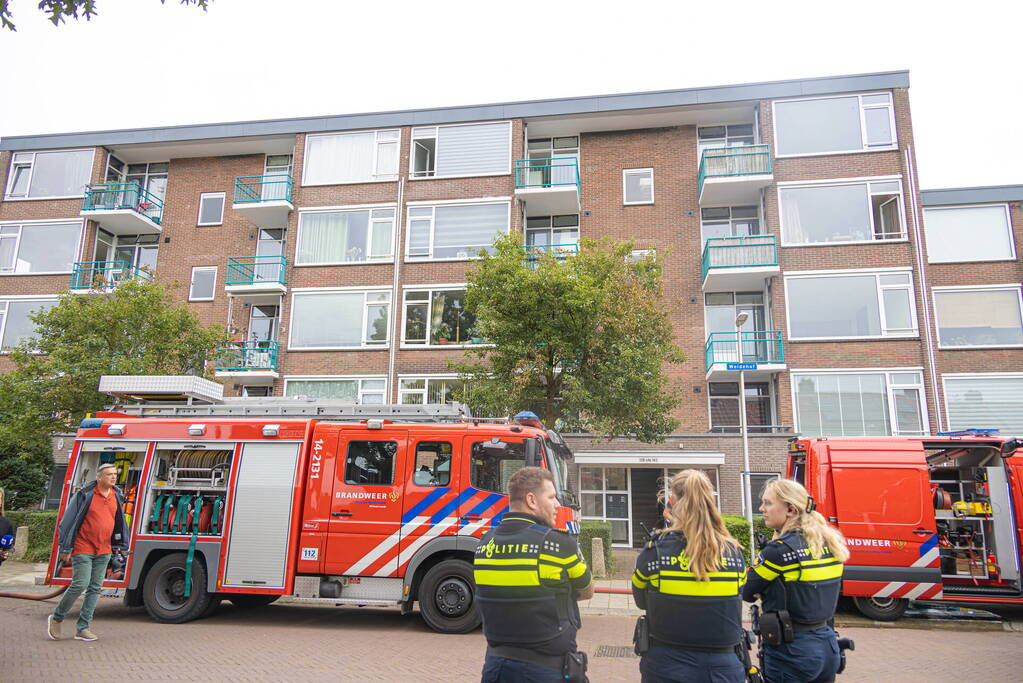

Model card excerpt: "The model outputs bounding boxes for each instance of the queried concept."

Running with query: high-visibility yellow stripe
[660,569,744,580]
[474,569,540,586]
[754,564,780,581]
[658,578,742,597]
[539,553,579,565]
[566,562,588,579]
[763,559,798,572]
[796,564,844,581]
[632,574,648,589]
[539,564,563,580]
[634,568,654,581]
[474,557,539,566]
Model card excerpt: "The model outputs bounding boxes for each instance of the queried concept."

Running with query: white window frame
[784,267,918,341]
[404,198,511,262]
[622,168,654,205]
[196,192,226,227]
[283,375,387,403]
[772,92,898,158]
[923,203,1017,264]
[408,120,512,180]
[578,466,633,548]
[706,379,778,434]
[295,203,397,266]
[777,176,907,247]
[790,367,929,437]
[0,294,61,353]
[188,266,217,301]
[3,148,95,200]
[401,284,482,349]
[743,472,780,516]
[397,374,465,405]
[932,284,1023,350]
[941,372,1023,434]
[301,129,401,186]
[287,286,391,351]
[0,219,84,275]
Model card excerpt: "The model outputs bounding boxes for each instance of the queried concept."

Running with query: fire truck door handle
[462,514,484,521]
[913,528,933,535]
[332,511,353,517]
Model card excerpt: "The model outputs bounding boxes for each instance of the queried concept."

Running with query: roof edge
[921,184,1023,206]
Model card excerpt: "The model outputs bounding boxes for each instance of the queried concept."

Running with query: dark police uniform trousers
[744,531,845,683]
[632,531,748,683]
[474,513,592,683]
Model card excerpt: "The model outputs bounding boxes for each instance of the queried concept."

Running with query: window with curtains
[411,121,511,178]
[403,288,479,346]
[289,289,390,349]
[923,205,1016,263]
[5,149,94,199]
[944,374,1023,435]
[296,208,395,264]
[793,370,925,437]
[398,376,464,404]
[933,287,1023,348]
[302,129,399,185]
[785,270,917,339]
[0,221,82,273]
[406,201,508,260]
[0,298,58,350]
[774,93,896,156]
[285,377,386,403]
[779,179,904,245]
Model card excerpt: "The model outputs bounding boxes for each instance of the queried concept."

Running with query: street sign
[727,362,758,371]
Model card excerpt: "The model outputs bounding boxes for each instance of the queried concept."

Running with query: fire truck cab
[788,432,1023,621]
[46,376,579,634]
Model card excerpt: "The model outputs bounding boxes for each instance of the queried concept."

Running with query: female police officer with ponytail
[744,479,849,682]
[632,469,747,683]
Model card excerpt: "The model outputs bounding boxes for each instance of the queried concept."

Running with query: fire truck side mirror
[524,438,541,468]
[1000,438,1019,458]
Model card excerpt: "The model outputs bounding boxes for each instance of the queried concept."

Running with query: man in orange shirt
[47,463,128,642]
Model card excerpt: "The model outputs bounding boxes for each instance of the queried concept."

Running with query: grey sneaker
[74,628,98,642]
[47,615,61,640]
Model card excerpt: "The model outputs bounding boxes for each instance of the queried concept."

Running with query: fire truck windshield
[543,434,574,506]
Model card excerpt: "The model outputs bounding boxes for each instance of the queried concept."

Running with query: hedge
[4,510,57,563]
[722,514,771,559]
[578,520,615,575]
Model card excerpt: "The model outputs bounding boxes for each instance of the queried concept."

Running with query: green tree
[0,279,229,449]
[0,443,51,510]
[453,235,685,442]
[1,0,209,32]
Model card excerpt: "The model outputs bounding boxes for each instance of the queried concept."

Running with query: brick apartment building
[1,70,1020,546]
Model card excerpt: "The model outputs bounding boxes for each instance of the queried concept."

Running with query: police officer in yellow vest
[632,469,748,682]
[475,467,594,682]
[743,479,849,683]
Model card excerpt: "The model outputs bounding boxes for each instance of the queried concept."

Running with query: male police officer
[475,466,594,682]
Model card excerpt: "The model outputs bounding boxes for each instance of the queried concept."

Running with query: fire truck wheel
[852,596,908,621]
[418,559,481,634]
[142,553,212,624]
[228,594,281,609]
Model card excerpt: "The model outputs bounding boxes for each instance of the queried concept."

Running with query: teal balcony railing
[705,331,784,372]
[701,235,778,281]
[515,158,580,190]
[215,340,278,371]
[697,145,772,197]
[225,256,287,286]
[82,182,164,225]
[69,260,152,290]
[233,174,293,204]
[521,243,579,268]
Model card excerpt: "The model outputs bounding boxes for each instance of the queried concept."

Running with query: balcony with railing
[214,340,279,384]
[700,235,779,291]
[521,242,579,268]
[223,256,287,299]
[698,145,772,205]
[69,260,152,291]
[232,174,294,226]
[705,330,785,379]
[514,158,580,216]
[80,182,163,234]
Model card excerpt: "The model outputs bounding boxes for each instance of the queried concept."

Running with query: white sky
[0,0,1018,190]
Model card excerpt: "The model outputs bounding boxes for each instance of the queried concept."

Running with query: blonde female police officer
[743,479,849,683]
[632,470,747,683]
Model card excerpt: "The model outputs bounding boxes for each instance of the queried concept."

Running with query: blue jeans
[53,553,111,632]
[640,645,745,683]
[481,655,564,682]
[764,627,841,683]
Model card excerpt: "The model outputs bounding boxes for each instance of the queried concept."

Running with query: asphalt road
[2,594,1022,681]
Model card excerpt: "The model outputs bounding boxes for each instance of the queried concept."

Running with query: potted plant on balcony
[434,322,453,345]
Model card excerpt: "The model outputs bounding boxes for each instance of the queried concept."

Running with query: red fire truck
[46,376,579,633]
[787,432,1022,621]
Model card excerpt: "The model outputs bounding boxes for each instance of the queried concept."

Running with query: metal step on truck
[46,375,579,634]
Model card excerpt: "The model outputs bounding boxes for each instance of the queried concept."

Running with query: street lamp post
[734,312,755,562]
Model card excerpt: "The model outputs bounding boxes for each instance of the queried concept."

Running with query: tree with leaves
[0,279,229,454]
[453,235,686,442]
[0,0,209,32]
